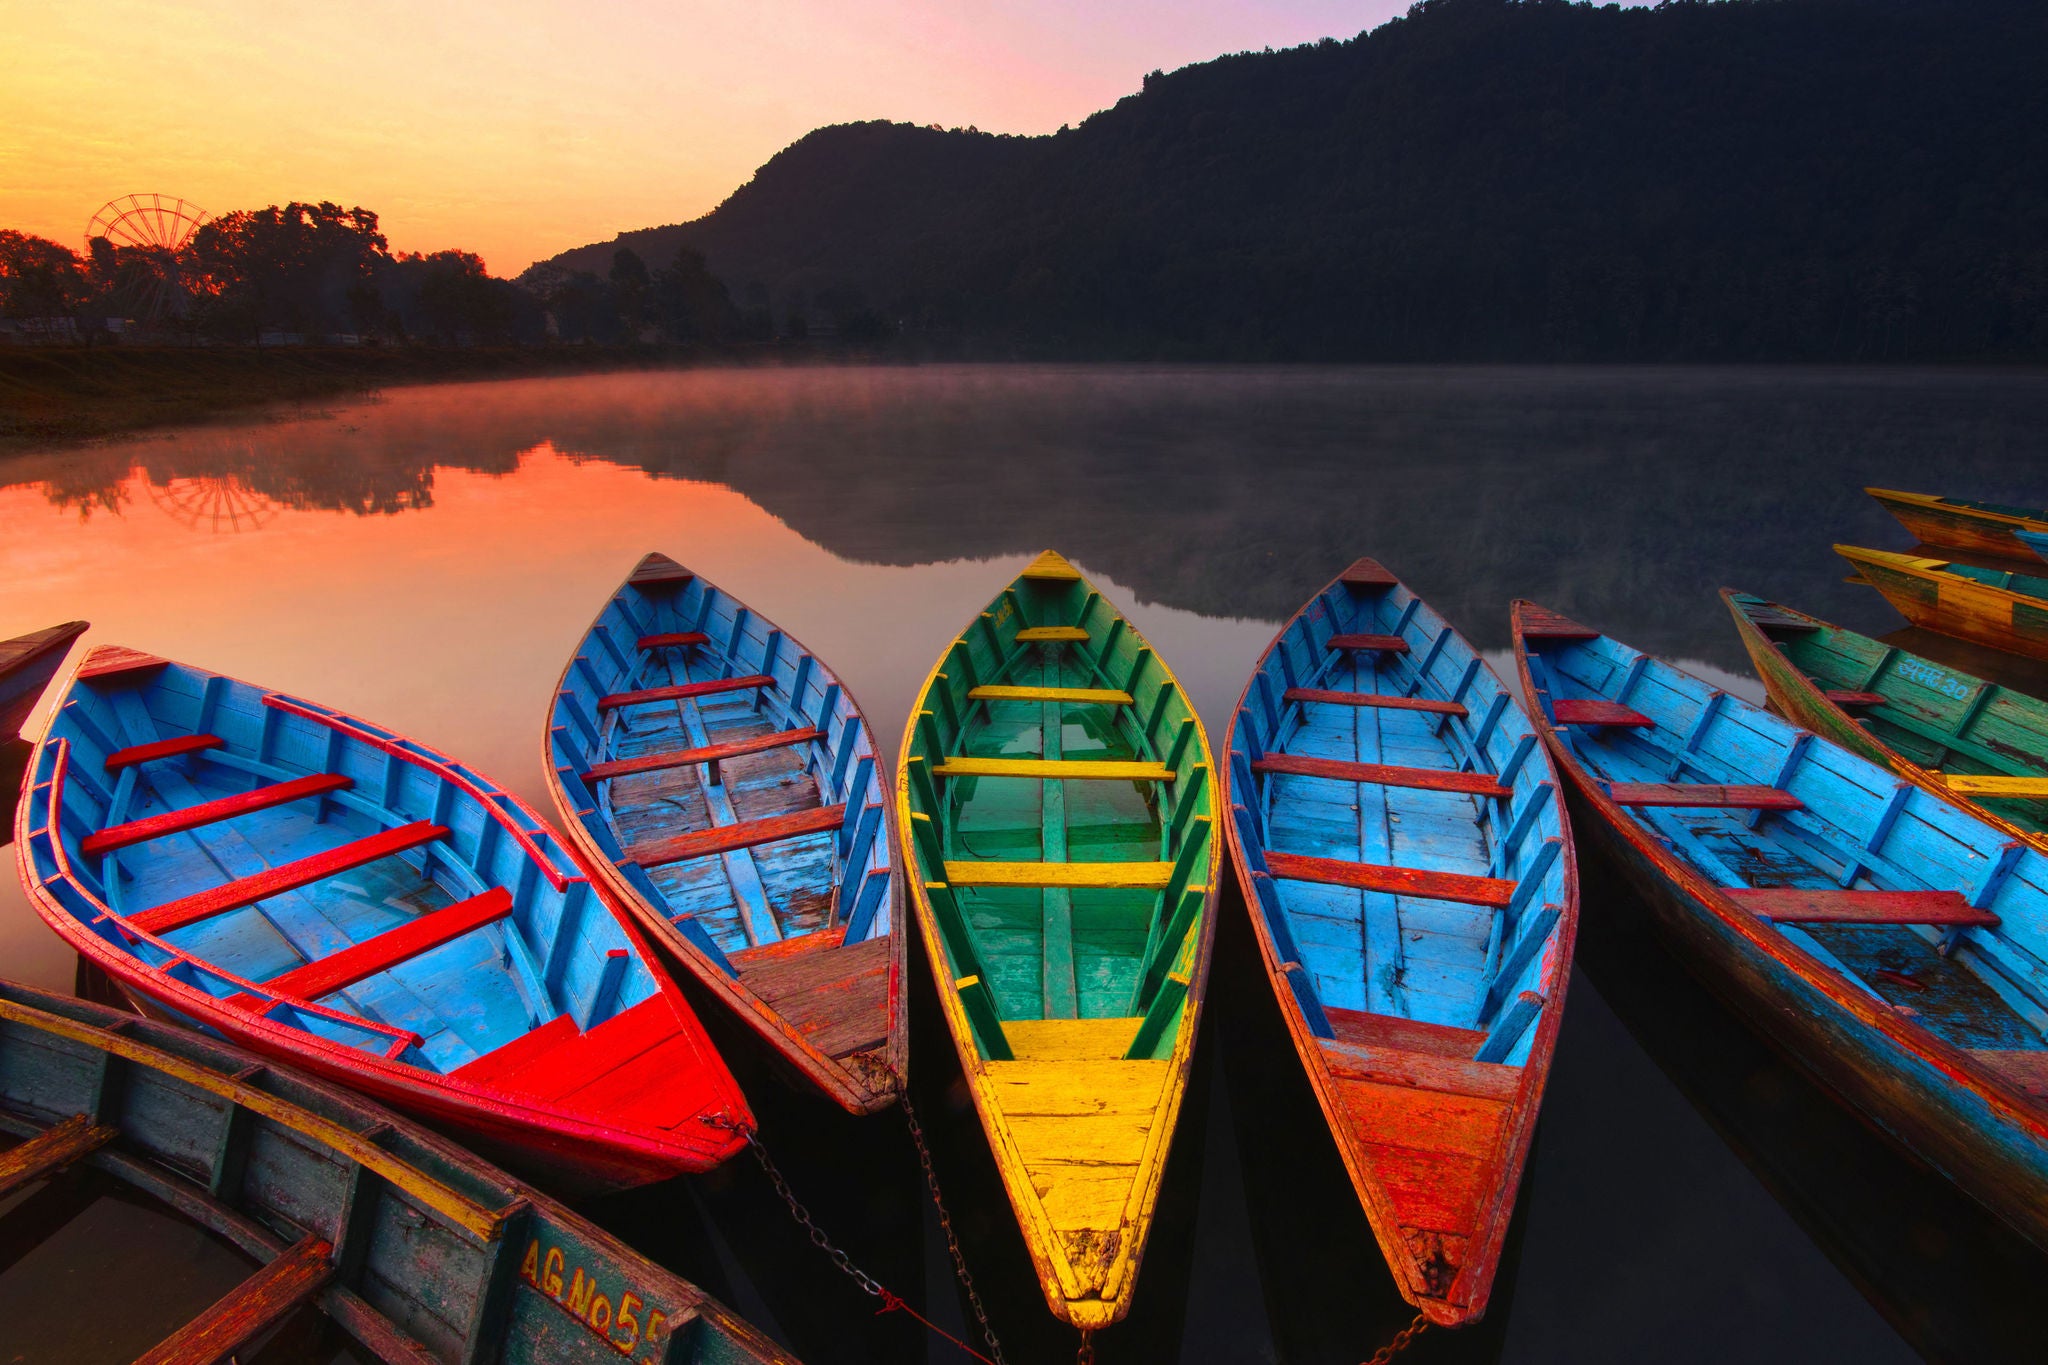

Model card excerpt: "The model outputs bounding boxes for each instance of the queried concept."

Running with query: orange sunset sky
[2,1,1429,277]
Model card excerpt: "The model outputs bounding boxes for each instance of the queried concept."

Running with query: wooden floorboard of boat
[737,933,891,1059]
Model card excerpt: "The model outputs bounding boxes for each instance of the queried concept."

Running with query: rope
[899,1089,1009,1365]
[1363,1313,1430,1364]
[876,1289,1001,1365]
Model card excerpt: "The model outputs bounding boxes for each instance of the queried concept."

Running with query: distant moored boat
[1838,544,2048,662]
[1223,560,1574,1328]
[14,646,752,1192]
[1,620,88,743]
[1866,486,2048,558]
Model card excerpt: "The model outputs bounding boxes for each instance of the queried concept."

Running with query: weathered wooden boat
[1725,590,2048,854]
[2020,529,2048,566]
[895,550,1220,1331]
[1513,600,2048,1254]
[1868,486,2048,558]
[544,553,902,1115]
[2,620,88,743]
[1838,544,2048,663]
[15,646,752,1192]
[0,977,797,1364]
[1223,560,1575,1328]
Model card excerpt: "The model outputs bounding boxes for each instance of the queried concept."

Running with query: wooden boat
[1,620,87,743]
[1839,544,2048,663]
[1868,486,2048,558]
[895,550,1220,1331]
[1513,600,2048,1254]
[1223,560,1575,1327]
[1725,590,2048,853]
[14,645,752,1192]
[544,553,902,1115]
[2020,529,2048,565]
[0,977,797,1364]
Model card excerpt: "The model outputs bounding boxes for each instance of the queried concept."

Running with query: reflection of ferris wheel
[85,194,211,322]
[145,477,279,534]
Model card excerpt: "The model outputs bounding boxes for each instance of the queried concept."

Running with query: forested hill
[530,0,2048,362]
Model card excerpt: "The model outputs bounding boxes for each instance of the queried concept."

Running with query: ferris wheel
[145,475,279,534]
[84,194,211,322]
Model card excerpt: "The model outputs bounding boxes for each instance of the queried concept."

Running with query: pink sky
[2,2,1432,276]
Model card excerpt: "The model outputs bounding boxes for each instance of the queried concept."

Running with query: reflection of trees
[5,368,2044,668]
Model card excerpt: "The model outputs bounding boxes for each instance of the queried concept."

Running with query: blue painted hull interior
[2021,528,2048,565]
[546,553,900,1109]
[1229,575,1573,1059]
[21,656,664,1074]
[1224,562,1574,1325]
[1521,621,2048,1059]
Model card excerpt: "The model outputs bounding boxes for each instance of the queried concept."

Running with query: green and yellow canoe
[1725,589,2048,853]
[895,550,1220,1332]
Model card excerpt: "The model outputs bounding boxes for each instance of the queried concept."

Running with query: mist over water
[3,363,2044,1362]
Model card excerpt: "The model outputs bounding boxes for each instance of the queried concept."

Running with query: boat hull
[1869,487,2048,558]
[0,621,87,743]
[1841,544,2048,663]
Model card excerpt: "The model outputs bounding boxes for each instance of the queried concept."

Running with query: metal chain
[1076,1329,1096,1364]
[899,1089,1009,1365]
[1363,1313,1430,1365]
[736,1127,888,1297]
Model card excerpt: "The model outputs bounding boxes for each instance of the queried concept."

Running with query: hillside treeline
[537,0,2048,362]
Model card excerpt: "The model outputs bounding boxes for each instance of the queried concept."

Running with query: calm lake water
[4,363,2047,1363]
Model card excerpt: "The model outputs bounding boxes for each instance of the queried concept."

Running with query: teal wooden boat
[0,978,797,1363]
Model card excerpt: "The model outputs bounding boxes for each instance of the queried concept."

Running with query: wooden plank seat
[239,888,515,1005]
[456,996,717,1131]
[1608,782,1803,811]
[1825,690,1889,707]
[584,727,824,782]
[80,773,354,855]
[1518,607,1600,640]
[1016,626,1089,643]
[78,646,169,680]
[931,756,1171,781]
[1283,688,1468,717]
[597,674,774,711]
[636,631,710,650]
[1938,774,2048,798]
[968,685,1133,705]
[1021,551,1083,581]
[1730,887,2000,928]
[133,1234,333,1365]
[103,733,224,772]
[1322,1036,1522,1103]
[127,821,449,935]
[1552,698,1654,728]
[943,860,1175,889]
[630,804,845,869]
[1323,1006,1488,1059]
[1748,612,1822,632]
[450,1012,580,1088]
[0,1114,118,1199]
[1325,633,1410,653]
[1338,558,1400,588]
[628,559,693,585]
[1253,754,1511,798]
[1265,850,1517,909]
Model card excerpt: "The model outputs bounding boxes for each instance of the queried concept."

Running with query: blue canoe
[0,977,797,1364]
[15,645,751,1191]
[1223,559,1576,1327]
[1512,600,2048,1254]
[545,553,902,1115]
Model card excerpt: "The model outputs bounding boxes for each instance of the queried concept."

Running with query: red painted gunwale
[1511,600,2048,1254]
[1223,562,1578,1328]
[15,655,752,1193]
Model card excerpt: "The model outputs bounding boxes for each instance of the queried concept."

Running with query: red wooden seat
[1825,690,1889,707]
[1326,633,1410,653]
[597,674,773,712]
[1265,850,1517,908]
[1608,783,1802,811]
[1518,606,1600,640]
[630,804,846,869]
[128,821,448,934]
[103,733,224,772]
[78,646,169,680]
[1284,688,1468,717]
[450,1012,580,1087]
[637,632,710,650]
[1552,699,1654,728]
[628,557,694,586]
[243,888,514,1004]
[1254,754,1510,798]
[585,727,823,782]
[1730,887,1998,927]
[1338,559,1400,588]
[81,774,354,855]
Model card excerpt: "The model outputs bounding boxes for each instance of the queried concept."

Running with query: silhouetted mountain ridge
[550,0,2048,361]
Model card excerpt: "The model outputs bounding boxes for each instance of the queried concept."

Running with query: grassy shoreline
[0,344,756,454]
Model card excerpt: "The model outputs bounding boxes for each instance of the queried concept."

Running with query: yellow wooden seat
[1017,626,1090,643]
[945,860,1176,889]
[1020,550,1083,581]
[969,685,1133,705]
[1936,774,2048,798]
[933,756,1168,780]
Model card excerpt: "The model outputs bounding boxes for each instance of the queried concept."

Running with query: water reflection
[3,363,2044,1362]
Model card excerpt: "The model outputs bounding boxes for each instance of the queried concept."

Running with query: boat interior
[1524,617,2048,1092]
